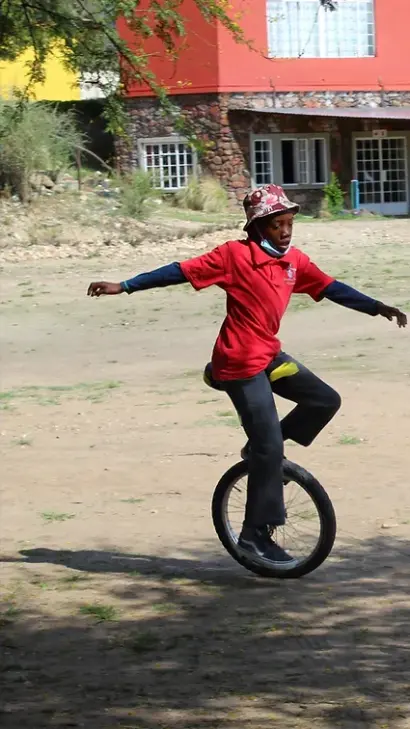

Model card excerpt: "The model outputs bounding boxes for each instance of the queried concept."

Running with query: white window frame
[138,136,197,191]
[251,133,330,188]
[251,137,275,186]
[266,0,376,59]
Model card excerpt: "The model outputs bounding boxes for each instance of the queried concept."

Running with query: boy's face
[260,212,295,251]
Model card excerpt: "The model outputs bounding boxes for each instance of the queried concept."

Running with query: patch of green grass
[198,584,222,596]
[58,574,89,587]
[79,604,117,622]
[14,436,32,446]
[338,434,363,446]
[151,602,177,614]
[217,410,239,427]
[195,415,239,429]
[31,579,50,590]
[0,402,14,411]
[120,497,144,504]
[38,397,60,406]
[0,380,122,409]
[17,280,32,287]
[41,511,76,523]
[197,398,219,404]
[0,604,19,626]
[158,204,240,225]
[289,297,315,312]
[128,630,160,653]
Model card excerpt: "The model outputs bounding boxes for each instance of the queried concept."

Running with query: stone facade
[117,93,250,204]
[119,90,410,213]
[229,90,410,110]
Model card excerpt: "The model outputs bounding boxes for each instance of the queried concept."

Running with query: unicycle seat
[203,362,224,391]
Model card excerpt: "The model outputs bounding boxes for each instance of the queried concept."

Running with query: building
[0,44,117,101]
[118,0,410,215]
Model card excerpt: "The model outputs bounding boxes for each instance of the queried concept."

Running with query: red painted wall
[122,0,410,96]
[118,0,218,96]
[217,0,410,91]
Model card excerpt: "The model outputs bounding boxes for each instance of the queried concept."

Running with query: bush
[0,97,84,201]
[176,175,228,214]
[200,176,229,213]
[323,172,344,216]
[113,170,159,219]
[175,176,202,211]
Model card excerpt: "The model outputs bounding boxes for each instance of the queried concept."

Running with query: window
[267,0,375,58]
[253,139,273,185]
[139,138,196,190]
[251,135,328,187]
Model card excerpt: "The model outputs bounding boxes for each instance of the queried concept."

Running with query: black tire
[211,458,336,579]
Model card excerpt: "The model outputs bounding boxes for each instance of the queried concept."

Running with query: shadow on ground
[1,536,410,728]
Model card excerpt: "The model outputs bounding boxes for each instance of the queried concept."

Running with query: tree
[0,1,335,136]
[0,0,247,134]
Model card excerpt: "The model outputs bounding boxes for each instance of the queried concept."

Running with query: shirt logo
[285,264,296,284]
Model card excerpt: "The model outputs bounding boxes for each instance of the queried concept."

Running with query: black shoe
[238,526,297,569]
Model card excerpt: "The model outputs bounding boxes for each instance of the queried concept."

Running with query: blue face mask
[260,238,292,258]
[254,221,292,258]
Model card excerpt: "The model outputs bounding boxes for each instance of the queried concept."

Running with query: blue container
[350,179,360,212]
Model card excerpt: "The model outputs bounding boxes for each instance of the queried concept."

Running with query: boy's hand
[87,282,123,297]
[376,302,407,328]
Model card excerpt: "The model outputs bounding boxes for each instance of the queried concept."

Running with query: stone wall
[229,90,410,110]
[117,94,249,204]
[119,90,410,212]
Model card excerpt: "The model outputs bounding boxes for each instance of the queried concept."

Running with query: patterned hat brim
[243,202,300,231]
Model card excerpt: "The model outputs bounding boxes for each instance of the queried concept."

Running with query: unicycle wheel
[211,458,336,579]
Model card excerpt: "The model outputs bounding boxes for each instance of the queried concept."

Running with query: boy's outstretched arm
[323,280,407,328]
[293,258,407,329]
[87,245,227,298]
[87,262,187,297]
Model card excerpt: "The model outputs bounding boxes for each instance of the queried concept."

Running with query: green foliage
[0,97,83,200]
[176,176,228,214]
[324,172,345,216]
[0,1,248,136]
[175,176,202,210]
[113,169,159,219]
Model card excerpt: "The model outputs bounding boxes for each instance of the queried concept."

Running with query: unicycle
[203,364,337,579]
[212,457,336,578]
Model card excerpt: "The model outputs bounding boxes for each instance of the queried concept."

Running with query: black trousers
[221,352,341,529]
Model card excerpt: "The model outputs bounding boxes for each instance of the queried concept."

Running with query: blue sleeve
[121,262,187,294]
[323,280,379,316]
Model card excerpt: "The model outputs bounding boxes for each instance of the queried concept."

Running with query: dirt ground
[1,216,410,729]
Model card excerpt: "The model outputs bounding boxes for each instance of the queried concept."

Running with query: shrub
[176,175,228,214]
[113,169,159,219]
[0,97,83,201]
[175,176,203,211]
[323,172,344,216]
[199,176,229,213]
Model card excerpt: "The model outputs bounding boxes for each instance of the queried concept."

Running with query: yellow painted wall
[0,46,80,101]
